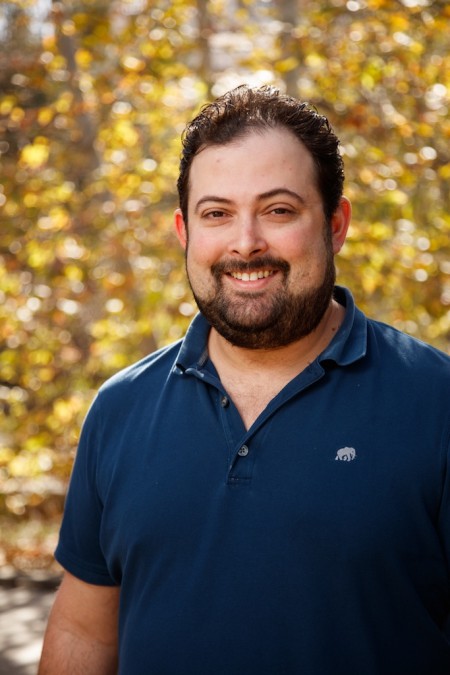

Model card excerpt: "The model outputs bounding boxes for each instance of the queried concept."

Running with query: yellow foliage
[0,447,15,466]
[305,53,324,69]
[438,165,450,179]
[38,367,56,383]
[369,222,393,241]
[8,454,43,478]
[23,193,39,208]
[361,73,375,90]
[276,57,300,73]
[140,42,156,58]
[29,350,54,367]
[38,107,55,126]
[55,92,74,113]
[416,123,434,138]
[20,141,50,170]
[55,182,76,201]
[75,48,93,68]
[36,208,69,234]
[0,96,16,115]
[26,242,56,269]
[122,55,146,72]
[52,398,82,425]
[62,20,77,37]
[113,120,140,147]
[10,107,25,123]
[384,190,408,206]
[63,263,85,281]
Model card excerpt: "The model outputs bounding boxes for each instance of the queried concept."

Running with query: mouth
[229,270,275,282]
[211,256,290,287]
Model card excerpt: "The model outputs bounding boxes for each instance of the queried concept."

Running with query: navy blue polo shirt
[56,287,450,675]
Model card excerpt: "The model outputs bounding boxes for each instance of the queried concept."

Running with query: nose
[229,218,268,259]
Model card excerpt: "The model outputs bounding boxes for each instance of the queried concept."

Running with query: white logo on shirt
[335,447,357,462]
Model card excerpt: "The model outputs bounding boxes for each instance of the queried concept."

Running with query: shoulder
[96,339,183,404]
[82,313,210,428]
[367,317,449,362]
[365,317,450,383]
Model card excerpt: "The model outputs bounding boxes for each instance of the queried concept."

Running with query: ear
[330,197,351,254]
[174,208,188,250]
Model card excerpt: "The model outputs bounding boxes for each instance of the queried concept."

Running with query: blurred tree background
[1,0,449,572]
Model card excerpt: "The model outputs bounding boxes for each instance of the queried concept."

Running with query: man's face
[175,127,349,349]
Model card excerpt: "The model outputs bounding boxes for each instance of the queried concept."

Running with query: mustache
[211,256,290,278]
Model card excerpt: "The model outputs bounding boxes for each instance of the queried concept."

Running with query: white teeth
[231,270,273,281]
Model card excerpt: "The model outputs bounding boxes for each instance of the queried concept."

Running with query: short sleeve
[438,413,450,571]
[55,395,117,586]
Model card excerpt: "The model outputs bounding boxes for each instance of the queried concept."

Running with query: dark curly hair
[177,84,345,224]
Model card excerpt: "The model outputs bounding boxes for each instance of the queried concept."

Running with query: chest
[97,372,444,583]
[218,369,301,429]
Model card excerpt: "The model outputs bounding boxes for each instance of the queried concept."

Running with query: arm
[38,571,120,675]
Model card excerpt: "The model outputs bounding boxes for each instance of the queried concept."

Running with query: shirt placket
[186,361,327,487]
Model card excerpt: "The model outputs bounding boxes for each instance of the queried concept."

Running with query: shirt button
[220,395,229,408]
[238,445,249,457]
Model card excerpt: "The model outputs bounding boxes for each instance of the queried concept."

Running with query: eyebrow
[194,188,306,214]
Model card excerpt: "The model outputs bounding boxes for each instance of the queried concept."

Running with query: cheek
[278,233,314,263]
[186,232,224,269]
[271,224,316,254]
[286,237,330,280]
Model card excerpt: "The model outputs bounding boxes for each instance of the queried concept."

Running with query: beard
[186,232,336,350]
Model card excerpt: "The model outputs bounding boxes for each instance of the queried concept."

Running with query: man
[39,85,450,674]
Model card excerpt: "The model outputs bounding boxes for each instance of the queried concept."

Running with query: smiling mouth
[212,256,290,284]
[229,270,275,281]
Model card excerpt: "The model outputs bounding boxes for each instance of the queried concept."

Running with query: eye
[271,207,292,215]
[265,205,297,219]
[202,209,229,221]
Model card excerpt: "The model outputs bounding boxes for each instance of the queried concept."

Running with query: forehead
[188,127,318,205]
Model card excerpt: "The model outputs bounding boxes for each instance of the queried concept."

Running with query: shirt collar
[176,286,367,373]
[176,312,211,373]
[319,286,367,366]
